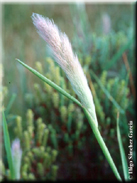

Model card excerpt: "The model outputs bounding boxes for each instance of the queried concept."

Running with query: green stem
[16,59,121,180]
[116,112,129,180]
[83,108,122,181]
[2,112,15,180]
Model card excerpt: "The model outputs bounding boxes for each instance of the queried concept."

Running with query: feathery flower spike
[11,138,22,180]
[31,13,98,127]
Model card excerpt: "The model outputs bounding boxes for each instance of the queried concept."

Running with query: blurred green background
[2,2,136,180]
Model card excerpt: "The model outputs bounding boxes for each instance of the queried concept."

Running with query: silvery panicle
[102,13,111,35]
[31,13,98,127]
[11,138,22,180]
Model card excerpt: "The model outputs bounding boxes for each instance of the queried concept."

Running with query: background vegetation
[1,2,136,180]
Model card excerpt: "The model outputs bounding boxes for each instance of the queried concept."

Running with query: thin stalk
[16,59,121,180]
[2,112,15,180]
[83,108,122,181]
[116,112,129,180]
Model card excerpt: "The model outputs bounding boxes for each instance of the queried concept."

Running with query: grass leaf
[2,111,15,180]
[16,59,122,180]
[116,112,129,180]
[16,59,82,108]
[83,108,122,180]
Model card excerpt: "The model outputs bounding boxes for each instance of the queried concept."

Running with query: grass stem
[17,59,122,180]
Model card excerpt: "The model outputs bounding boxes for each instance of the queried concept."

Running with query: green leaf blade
[16,59,122,180]
[116,112,129,181]
[83,108,122,181]
[2,111,15,180]
[16,59,82,108]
